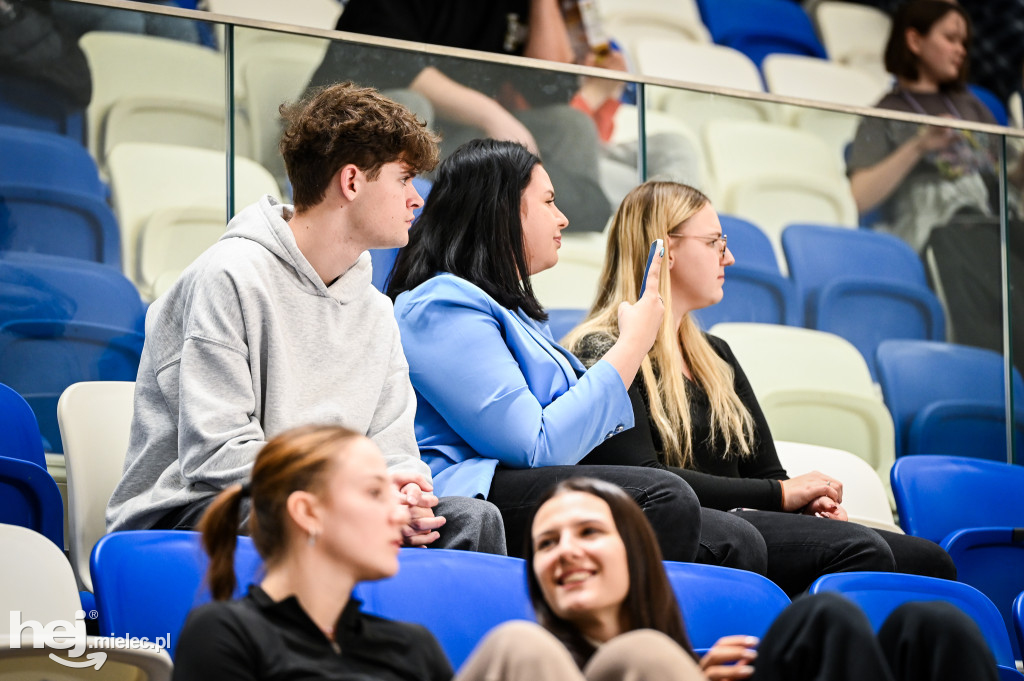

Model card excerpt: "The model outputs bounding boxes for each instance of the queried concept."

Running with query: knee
[837,525,897,573]
[463,621,579,674]
[476,620,563,653]
[437,496,508,556]
[645,473,702,561]
[699,509,768,575]
[585,630,703,681]
[651,473,701,518]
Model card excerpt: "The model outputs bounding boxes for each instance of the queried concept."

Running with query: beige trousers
[456,621,707,681]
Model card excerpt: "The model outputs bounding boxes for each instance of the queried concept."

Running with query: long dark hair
[884,0,971,90]
[386,138,548,321]
[198,425,361,600]
[524,477,697,665]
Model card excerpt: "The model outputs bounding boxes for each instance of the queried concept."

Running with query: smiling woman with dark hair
[514,476,1000,681]
[386,139,765,570]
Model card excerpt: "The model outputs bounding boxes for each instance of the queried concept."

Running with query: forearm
[410,66,511,130]
[850,137,927,213]
[600,335,653,393]
[671,468,783,512]
[524,0,574,63]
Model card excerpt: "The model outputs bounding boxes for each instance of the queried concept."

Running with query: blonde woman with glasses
[565,181,956,597]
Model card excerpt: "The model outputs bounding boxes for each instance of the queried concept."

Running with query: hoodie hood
[221,195,372,304]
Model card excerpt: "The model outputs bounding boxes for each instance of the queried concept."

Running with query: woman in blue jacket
[386,139,765,568]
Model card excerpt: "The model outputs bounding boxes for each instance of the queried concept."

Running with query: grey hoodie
[107,196,429,532]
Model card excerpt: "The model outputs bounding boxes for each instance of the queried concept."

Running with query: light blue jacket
[393,274,634,499]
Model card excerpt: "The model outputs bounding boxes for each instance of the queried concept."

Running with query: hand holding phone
[639,239,664,301]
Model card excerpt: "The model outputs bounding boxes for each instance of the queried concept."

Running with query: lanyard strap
[899,88,964,120]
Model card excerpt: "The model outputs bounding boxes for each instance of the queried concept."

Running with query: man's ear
[337,164,361,202]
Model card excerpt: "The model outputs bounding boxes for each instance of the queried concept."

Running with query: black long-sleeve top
[172,585,453,681]
[575,332,789,512]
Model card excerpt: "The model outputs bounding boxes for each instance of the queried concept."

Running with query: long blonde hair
[564,181,754,468]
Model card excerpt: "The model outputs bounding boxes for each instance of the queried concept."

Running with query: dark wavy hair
[386,138,548,321]
[884,0,971,90]
[524,477,697,665]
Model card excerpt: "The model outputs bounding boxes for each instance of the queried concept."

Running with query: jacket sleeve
[398,285,633,469]
[367,317,432,479]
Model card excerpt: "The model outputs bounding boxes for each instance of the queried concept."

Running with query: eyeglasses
[667,233,728,257]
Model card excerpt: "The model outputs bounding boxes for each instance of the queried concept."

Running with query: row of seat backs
[13,516,1019,679]
[0,524,173,679]
[694,222,943,384]
[87,532,789,668]
[0,120,280,300]
[31,382,1024,664]
[810,571,1022,677]
[0,123,120,268]
[876,341,1024,461]
[891,455,1024,660]
[0,253,145,453]
[86,531,1024,677]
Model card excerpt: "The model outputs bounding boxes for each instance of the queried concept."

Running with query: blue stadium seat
[890,455,1024,542]
[891,456,1024,657]
[0,254,146,451]
[0,125,106,198]
[354,548,535,669]
[810,571,1019,674]
[696,0,827,68]
[969,84,1009,127]
[91,530,263,658]
[662,560,790,653]
[0,455,63,548]
[942,528,1024,659]
[718,215,780,274]
[0,73,85,143]
[693,215,801,328]
[782,225,945,379]
[0,382,46,470]
[0,320,144,453]
[1013,591,1024,662]
[693,268,801,328]
[0,183,121,267]
[546,308,586,342]
[0,253,145,332]
[876,340,1023,460]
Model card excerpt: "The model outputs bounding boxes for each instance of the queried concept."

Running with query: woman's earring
[308,529,319,547]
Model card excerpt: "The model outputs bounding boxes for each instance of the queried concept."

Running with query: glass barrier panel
[1003,134,1024,464]
[0,0,225,467]
[644,77,1018,469]
[230,23,640,311]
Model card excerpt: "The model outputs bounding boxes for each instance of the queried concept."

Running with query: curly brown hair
[279,82,440,211]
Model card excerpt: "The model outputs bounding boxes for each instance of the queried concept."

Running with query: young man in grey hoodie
[106,82,506,554]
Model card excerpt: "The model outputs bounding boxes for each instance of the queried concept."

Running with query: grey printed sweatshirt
[106,196,429,532]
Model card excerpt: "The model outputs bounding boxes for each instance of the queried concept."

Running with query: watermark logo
[9,610,170,670]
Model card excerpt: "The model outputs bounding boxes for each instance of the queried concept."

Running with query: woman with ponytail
[564,181,956,596]
[172,424,452,681]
